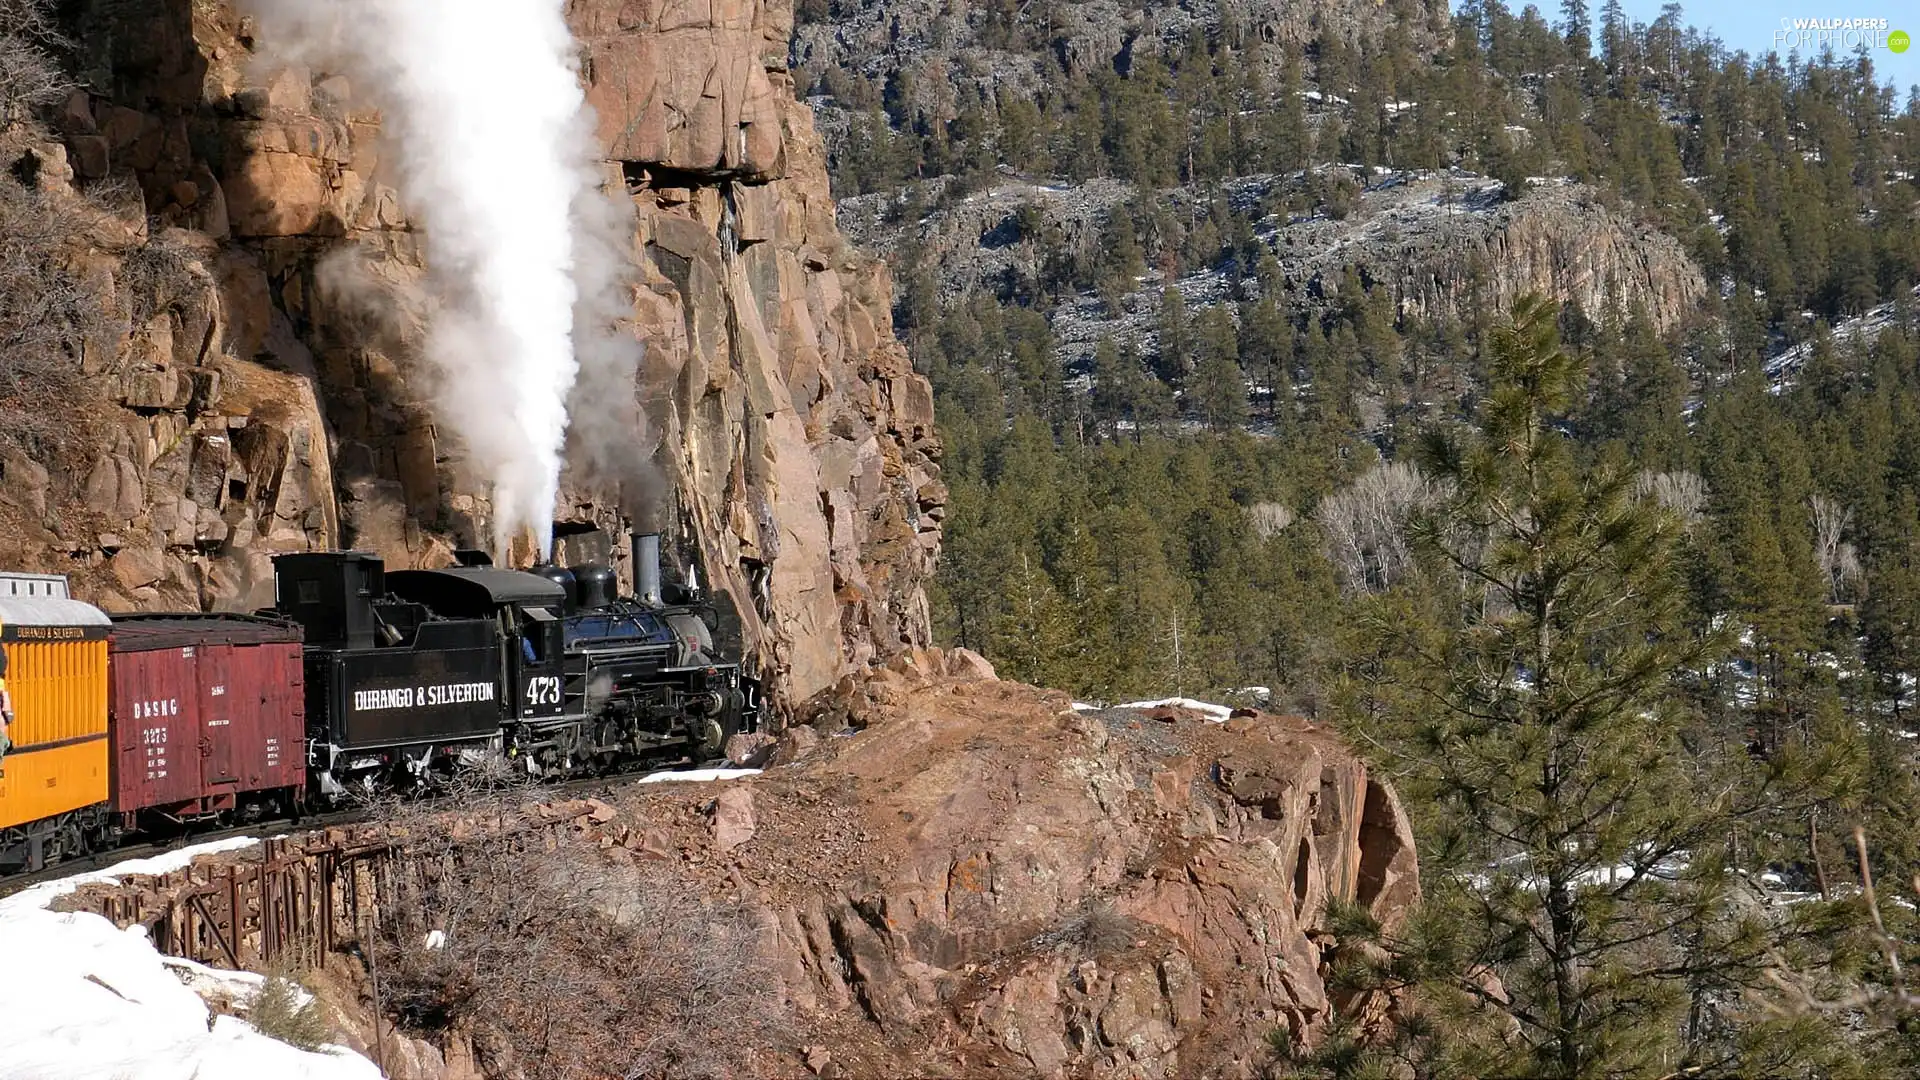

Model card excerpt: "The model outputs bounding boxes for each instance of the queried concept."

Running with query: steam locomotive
[0,533,758,872]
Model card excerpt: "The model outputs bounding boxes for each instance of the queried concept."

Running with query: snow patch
[0,835,264,918]
[0,840,377,1080]
[159,954,275,1011]
[1114,698,1235,721]
[634,767,763,784]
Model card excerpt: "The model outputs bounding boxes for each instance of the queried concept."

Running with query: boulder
[223,152,331,237]
[943,647,996,681]
[109,547,168,591]
[709,786,756,852]
[724,731,778,768]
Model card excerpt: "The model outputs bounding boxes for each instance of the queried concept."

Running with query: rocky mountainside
[0,0,940,709]
[792,0,1451,97]
[62,655,1422,1079]
[792,0,1713,389]
[840,166,1708,370]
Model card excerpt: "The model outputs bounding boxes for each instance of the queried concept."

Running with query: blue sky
[1568,0,1920,94]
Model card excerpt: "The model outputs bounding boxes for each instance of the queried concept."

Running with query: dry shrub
[0,0,69,131]
[0,0,112,462]
[248,972,331,1053]
[370,787,785,1080]
[1040,897,1139,957]
[0,163,114,461]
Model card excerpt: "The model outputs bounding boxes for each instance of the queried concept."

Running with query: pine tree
[1598,0,1629,77]
[1559,0,1591,56]
[1239,297,1292,427]
[1345,296,1759,1077]
[1263,55,1310,172]
[1092,335,1160,440]
[1190,306,1247,431]
[1156,285,1191,383]
[990,550,1076,687]
[1051,520,1116,697]
[1863,489,1920,723]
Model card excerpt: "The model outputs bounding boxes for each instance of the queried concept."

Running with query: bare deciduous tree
[1318,461,1446,593]
[1634,469,1710,529]
[1248,500,1295,539]
[1810,493,1863,604]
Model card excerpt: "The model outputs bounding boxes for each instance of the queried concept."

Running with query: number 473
[526,676,562,706]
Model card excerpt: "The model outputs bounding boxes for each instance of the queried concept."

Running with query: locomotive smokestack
[632,532,662,606]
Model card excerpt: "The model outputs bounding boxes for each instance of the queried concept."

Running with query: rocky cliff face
[745,657,1421,1077]
[0,0,940,708]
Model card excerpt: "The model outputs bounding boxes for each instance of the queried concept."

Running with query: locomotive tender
[0,533,758,872]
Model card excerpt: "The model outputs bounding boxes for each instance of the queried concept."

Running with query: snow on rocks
[1762,283,1920,394]
[635,766,763,784]
[1114,697,1236,721]
[1072,697,1248,720]
[0,839,379,1080]
[0,835,263,916]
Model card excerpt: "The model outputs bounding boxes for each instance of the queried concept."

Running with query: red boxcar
[107,614,306,825]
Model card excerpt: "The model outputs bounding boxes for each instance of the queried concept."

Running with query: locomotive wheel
[698,717,728,758]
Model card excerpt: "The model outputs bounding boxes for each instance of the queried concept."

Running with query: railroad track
[0,758,711,900]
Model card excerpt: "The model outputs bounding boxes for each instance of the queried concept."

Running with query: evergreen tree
[1156,285,1191,383]
[990,550,1076,687]
[1863,489,1920,722]
[1559,0,1591,56]
[1345,297,1760,1076]
[1189,307,1247,430]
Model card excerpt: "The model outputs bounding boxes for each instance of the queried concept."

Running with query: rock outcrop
[793,0,1451,121]
[63,656,1422,1079]
[721,656,1421,1077]
[3,0,940,707]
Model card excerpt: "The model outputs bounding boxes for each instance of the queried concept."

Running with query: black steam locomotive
[273,533,759,805]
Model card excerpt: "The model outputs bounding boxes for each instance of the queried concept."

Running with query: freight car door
[111,647,204,812]
[198,645,237,786]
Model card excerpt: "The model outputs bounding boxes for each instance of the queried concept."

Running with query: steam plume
[247,0,601,556]
[566,178,663,526]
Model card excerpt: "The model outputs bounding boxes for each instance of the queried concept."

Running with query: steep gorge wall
[0,0,939,709]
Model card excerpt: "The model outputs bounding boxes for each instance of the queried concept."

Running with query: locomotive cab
[383,567,572,730]
[273,553,534,799]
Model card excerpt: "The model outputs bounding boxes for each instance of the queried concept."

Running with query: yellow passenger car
[0,573,111,872]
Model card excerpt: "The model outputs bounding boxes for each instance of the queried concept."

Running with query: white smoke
[566,176,663,524]
[245,0,602,557]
